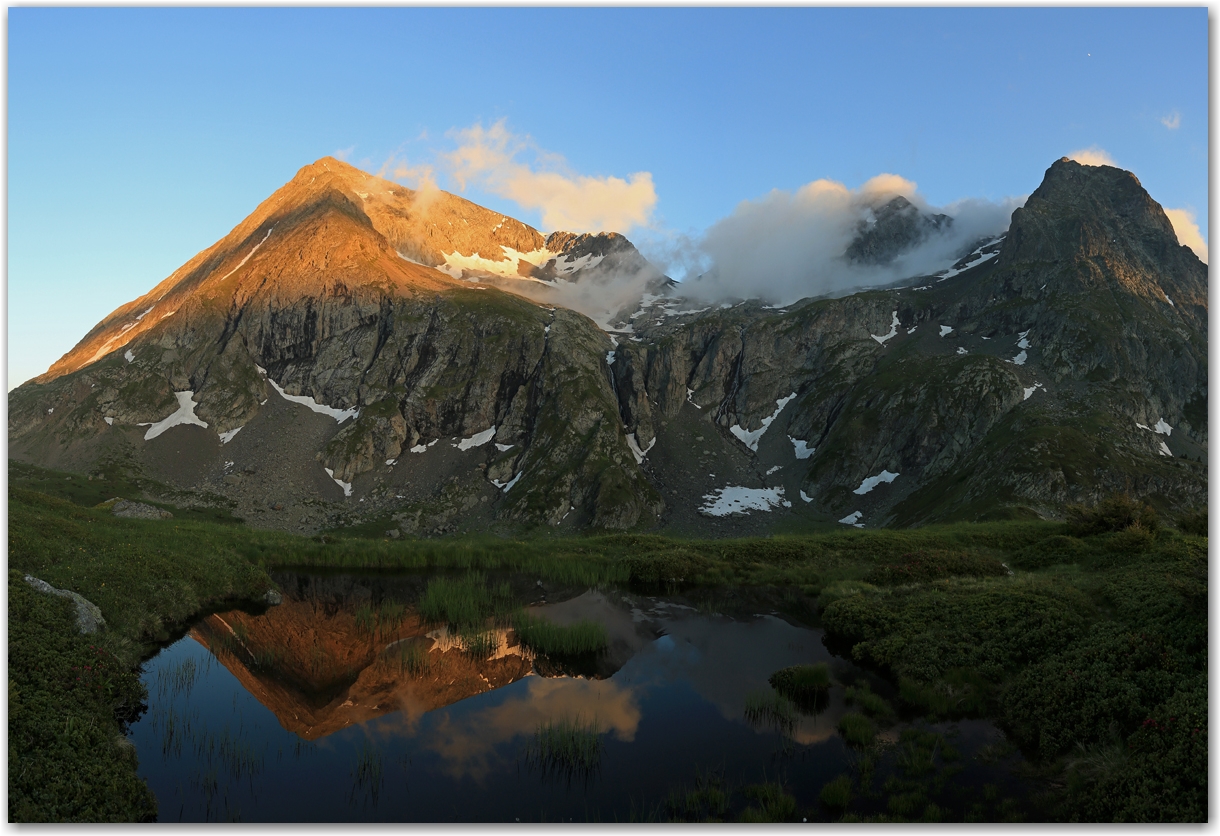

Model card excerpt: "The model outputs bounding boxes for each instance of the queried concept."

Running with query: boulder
[23,575,106,634]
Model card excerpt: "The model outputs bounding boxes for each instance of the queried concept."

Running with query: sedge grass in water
[418,572,515,629]
[513,611,608,656]
[523,717,603,780]
[743,689,798,737]
[769,663,831,712]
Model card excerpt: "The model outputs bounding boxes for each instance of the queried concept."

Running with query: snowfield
[266,377,358,423]
[699,485,791,517]
[141,391,208,440]
[853,470,899,495]
[729,393,797,451]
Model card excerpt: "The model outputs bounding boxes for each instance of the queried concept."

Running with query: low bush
[1066,494,1158,537]
[1175,509,1207,537]
[864,550,1009,586]
[737,782,797,822]
[1009,534,1092,570]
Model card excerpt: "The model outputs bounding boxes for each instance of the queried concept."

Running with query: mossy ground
[7,462,1206,822]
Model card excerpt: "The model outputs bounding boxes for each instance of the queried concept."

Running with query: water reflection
[130,570,1031,822]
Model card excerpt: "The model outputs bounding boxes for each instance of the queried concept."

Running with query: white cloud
[333,145,355,162]
[676,174,1023,305]
[1068,146,1117,167]
[439,119,657,234]
[1163,207,1208,262]
[1160,110,1182,130]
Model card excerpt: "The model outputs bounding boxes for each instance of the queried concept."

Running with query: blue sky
[8,7,1208,387]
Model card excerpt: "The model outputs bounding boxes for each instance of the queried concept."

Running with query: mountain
[845,195,952,266]
[9,157,1207,535]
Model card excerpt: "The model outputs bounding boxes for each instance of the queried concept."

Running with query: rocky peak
[996,157,1207,333]
[845,195,952,265]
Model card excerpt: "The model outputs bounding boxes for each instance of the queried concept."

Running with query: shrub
[1009,534,1092,570]
[1066,494,1158,537]
[864,550,1009,585]
[621,547,708,587]
[1175,510,1207,537]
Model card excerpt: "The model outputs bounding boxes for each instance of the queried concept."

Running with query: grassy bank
[7,469,1206,822]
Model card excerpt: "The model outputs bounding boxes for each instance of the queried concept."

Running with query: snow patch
[1017,330,1031,350]
[103,416,114,425]
[853,470,899,495]
[907,326,917,334]
[1158,441,1172,457]
[765,465,782,476]
[456,427,497,451]
[124,350,135,363]
[324,467,353,497]
[410,439,439,453]
[686,388,701,409]
[871,310,900,345]
[956,347,968,355]
[729,392,797,452]
[439,246,559,281]
[800,490,812,503]
[266,377,358,423]
[1154,419,1172,436]
[1009,350,1028,365]
[626,433,655,464]
[1135,422,1151,431]
[1023,383,1044,400]
[839,511,864,527]
[142,391,208,440]
[218,427,243,444]
[492,472,522,492]
[217,227,274,283]
[789,437,814,460]
[495,443,514,452]
[939,325,954,337]
[700,485,791,517]
[606,351,616,365]
[1164,293,1175,307]
[385,459,396,466]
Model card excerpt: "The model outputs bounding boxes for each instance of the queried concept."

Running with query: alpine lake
[128,569,1036,822]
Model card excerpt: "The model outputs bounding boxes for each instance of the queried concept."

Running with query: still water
[128,571,1031,822]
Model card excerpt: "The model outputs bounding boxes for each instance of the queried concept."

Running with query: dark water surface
[128,571,1032,822]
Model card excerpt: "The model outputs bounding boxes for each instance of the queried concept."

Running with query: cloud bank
[1164,207,1208,262]
[1068,146,1118,167]
[387,120,657,235]
[672,175,1024,306]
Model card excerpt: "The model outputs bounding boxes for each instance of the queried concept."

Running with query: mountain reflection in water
[130,571,1029,822]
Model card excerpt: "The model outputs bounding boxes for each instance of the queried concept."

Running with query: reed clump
[513,612,608,656]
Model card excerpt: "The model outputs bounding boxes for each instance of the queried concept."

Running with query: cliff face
[9,158,662,532]
[9,157,1206,533]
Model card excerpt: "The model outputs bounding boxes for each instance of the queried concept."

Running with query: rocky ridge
[9,157,1207,533]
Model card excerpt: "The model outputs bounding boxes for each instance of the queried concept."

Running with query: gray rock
[24,575,106,634]
[262,589,283,606]
[111,500,173,520]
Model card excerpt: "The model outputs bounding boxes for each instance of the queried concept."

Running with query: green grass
[523,717,603,778]
[512,611,608,656]
[416,572,515,629]
[743,689,798,737]
[838,712,876,747]
[820,774,853,811]
[7,478,1207,821]
[768,663,831,710]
